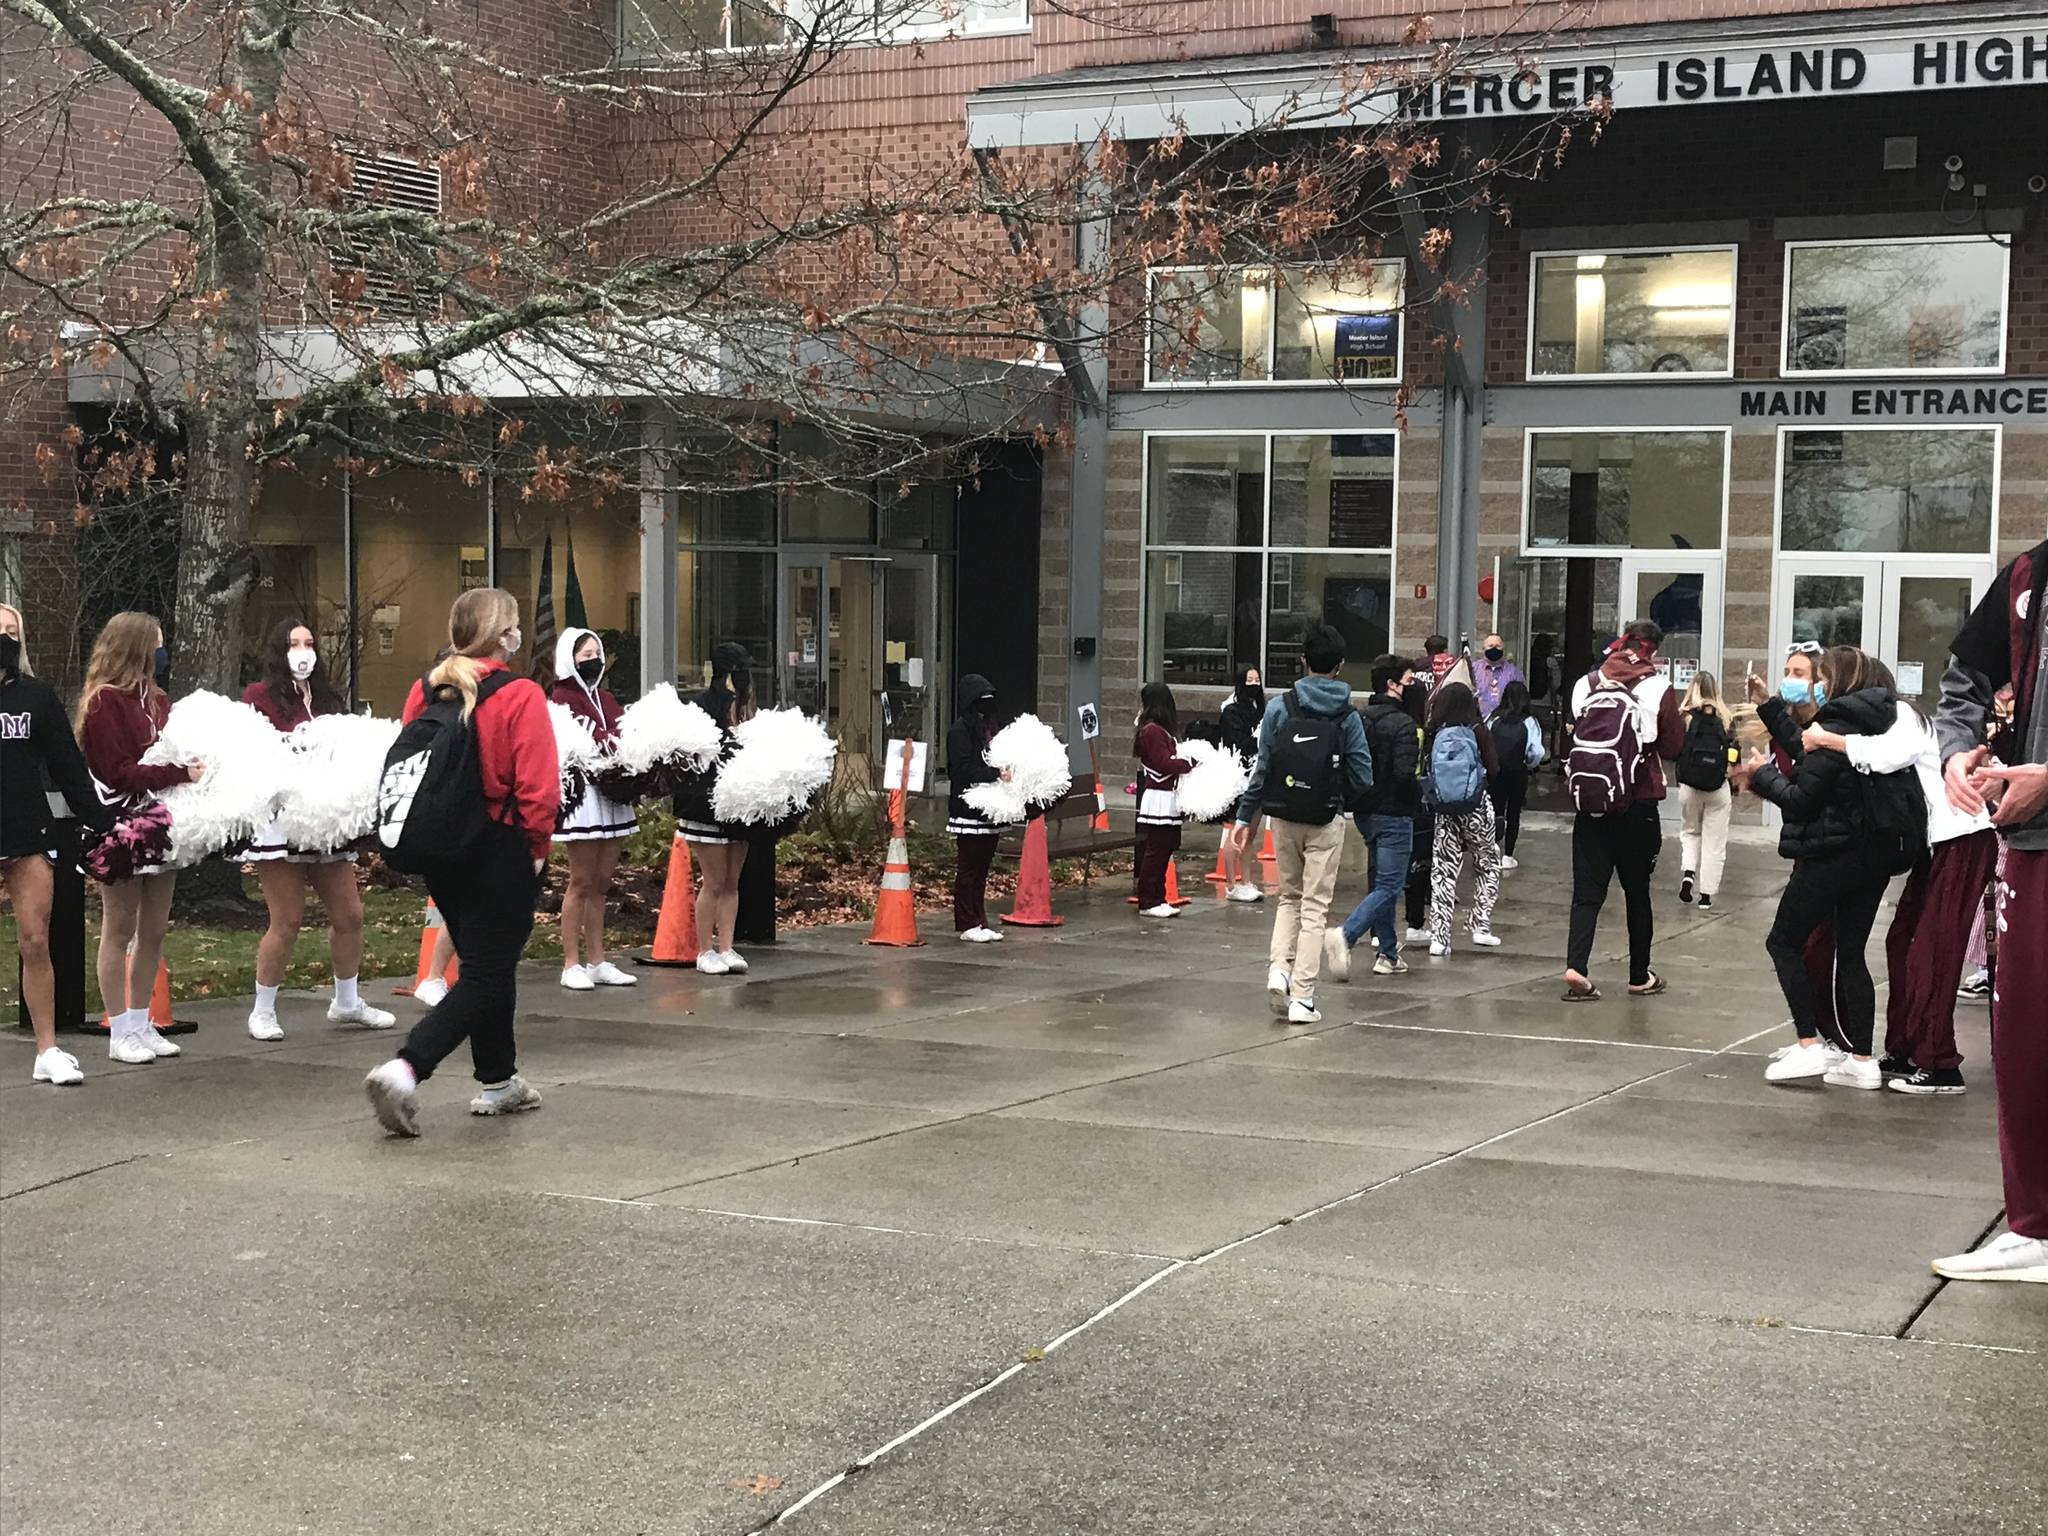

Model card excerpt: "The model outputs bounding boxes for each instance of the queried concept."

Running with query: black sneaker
[1888,1067,1966,1096]
[1678,871,1696,904]
[1878,1054,1915,1078]
[1956,973,1991,1001]
[1696,894,1714,911]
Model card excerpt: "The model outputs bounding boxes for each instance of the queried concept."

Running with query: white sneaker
[958,928,996,944]
[1226,882,1264,903]
[1824,1055,1883,1091]
[719,949,750,972]
[1405,926,1431,944]
[1429,940,1451,958]
[470,1077,543,1116]
[32,1047,83,1086]
[141,1025,180,1058]
[412,977,449,1008]
[1266,966,1291,1017]
[328,999,396,1030]
[1323,926,1351,982]
[1764,1039,1842,1083]
[247,1009,285,1042]
[1500,855,1519,871]
[364,1058,420,1137]
[559,965,596,991]
[1468,928,1503,948]
[1286,998,1322,1025]
[1932,1231,2048,1284]
[1141,903,1180,918]
[107,1029,155,1065]
[587,960,638,987]
[696,949,732,972]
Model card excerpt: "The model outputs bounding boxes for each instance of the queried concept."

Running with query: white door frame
[1619,553,1724,680]
[1772,553,1992,672]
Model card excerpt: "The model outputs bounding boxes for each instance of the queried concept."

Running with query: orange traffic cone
[1091,777,1111,833]
[865,830,924,946]
[640,832,701,966]
[1002,816,1065,927]
[1258,826,1277,879]
[397,899,461,996]
[1129,850,1193,907]
[99,958,189,1032]
[1205,827,1231,884]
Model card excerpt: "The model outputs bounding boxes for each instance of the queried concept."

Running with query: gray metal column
[1066,160,1110,768]
[638,403,680,693]
[1436,201,1489,651]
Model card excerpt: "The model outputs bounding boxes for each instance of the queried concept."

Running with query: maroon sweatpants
[1992,848,2048,1241]
[1135,823,1181,908]
[1882,829,2000,1071]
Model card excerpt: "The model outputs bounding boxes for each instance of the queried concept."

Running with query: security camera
[1943,154,1964,173]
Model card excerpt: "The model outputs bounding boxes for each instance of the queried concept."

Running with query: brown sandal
[1628,972,1668,996]
[1562,978,1601,1003]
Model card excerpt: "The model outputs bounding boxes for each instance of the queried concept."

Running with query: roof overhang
[967,2,2048,147]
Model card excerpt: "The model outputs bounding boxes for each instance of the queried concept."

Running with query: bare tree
[3,0,1601,692]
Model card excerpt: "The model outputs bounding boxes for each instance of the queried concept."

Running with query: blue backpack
[1426,725,1486,813]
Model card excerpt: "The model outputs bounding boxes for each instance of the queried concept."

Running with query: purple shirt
[1474,658,1524,716]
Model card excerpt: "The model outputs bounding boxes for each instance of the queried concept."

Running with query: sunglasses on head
[1785,641,1823,657]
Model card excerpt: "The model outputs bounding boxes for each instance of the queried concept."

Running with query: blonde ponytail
[428,587,519,720]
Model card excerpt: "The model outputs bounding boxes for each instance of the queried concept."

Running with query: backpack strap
[1283,688,1300,721]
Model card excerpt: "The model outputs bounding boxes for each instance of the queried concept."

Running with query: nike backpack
[1261,689,1343,825]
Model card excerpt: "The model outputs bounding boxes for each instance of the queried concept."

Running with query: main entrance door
[1619,554,1723,688]
[777,551,943,781]
[1772,556,1990,709]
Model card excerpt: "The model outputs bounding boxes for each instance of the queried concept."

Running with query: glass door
[879,554,938,764]
[1881,560,1989,709]
[1773,557,1879,661]
[781,556,829,719]
[1620,555,1723,689]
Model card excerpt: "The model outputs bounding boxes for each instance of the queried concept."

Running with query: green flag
[564,525,589,630]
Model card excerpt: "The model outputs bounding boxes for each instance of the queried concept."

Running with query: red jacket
[549,678,623,747]
[403,660,559,860]
[79,685,187,805]
[241,680,328,734]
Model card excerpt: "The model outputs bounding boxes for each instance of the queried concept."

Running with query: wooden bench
[996,784,1129,883]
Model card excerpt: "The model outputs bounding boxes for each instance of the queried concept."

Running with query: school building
[8,0,2045,787]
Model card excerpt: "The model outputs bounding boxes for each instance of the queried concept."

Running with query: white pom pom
[962,714,1071,824]
[548,702,600,773]
[711,708,838,825]
[614,684,722,778]
[1176,738,1251,823]
[142,692,294,866]
[273,714,402,852]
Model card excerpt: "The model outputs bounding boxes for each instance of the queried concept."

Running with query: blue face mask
[1779,677,1828,705]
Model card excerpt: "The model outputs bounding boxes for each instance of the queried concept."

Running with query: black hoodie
[1,667,114,856]
[946,673,1000,834]
[1751,686,1899,862]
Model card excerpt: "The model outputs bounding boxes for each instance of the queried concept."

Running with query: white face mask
[287,648,317,680]
[502,627,522,658]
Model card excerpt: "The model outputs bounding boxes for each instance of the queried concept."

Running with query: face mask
[1484,647,1504,664]
[576,656,604,686]
[153,645,170,685]
[287,648,316,680]
[1779,677,1814,706]
[0,633,19,674]
[502,628,522,658]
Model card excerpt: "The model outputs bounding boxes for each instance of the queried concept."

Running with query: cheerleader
[946,673,1005,941]
[1216,667,1266,902]
[671,641,754,974]
[546,627,637,990]
[1134,682,1193,917]
[1,602,114,1084]
[76,612,201,1066]
[240,620,396,1040]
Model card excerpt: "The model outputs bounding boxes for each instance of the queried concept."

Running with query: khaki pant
[1678,784,1731,897]
[1269,815,1348,1001]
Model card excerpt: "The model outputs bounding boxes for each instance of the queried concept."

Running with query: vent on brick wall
[331,150,444,316]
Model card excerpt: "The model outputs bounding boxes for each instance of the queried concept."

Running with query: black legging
[1404,814,1435,929]
[954,833,998,931]
[1765,852,1889,1055]
[401,831,540,1085]
[1491,770,1529,856]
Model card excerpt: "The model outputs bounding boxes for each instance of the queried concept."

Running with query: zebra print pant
[1429,801,1502,947]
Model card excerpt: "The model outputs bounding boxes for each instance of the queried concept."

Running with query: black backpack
[1859,764,1930,877]
[1676,709,1733,792]
[376,671,518,874]
[1262,688,1343,825]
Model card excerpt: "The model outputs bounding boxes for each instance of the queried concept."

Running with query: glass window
[1146,549,1260,690]
[1526,431,1725,551]
[1147,270,1264,385]
[1270,434,1395,548]
[678,549,774,691]
[1786,572,1867,650]
[1779,428,1997,554]
[1145,435,1264,546]
[1785,239,2007,374]
[618,0,788,52]
[1530,249,1734,377]
[675,439,775,544]
[880,479,955,549]
[1272,263,1403,383]
[1264,553,1389,692]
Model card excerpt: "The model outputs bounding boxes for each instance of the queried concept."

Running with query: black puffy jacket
[1751,687,1899,861]
[1350,695,1424,818]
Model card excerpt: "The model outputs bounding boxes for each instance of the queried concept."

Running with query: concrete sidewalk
[2,828,2041,1535]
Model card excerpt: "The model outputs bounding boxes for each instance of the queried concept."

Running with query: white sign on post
[883,739,928,794]
[1077,703,1100,741]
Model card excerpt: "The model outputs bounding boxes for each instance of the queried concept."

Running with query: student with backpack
[1674,671,1737,911]
[1733,647,1918,1091]
[364,587,559,1137]
[1561,620,1685,1002]
[1420,681,1503,956]
[1133,682,1194,917]
[1227,625,1373,1024]
[1327,654,1423,980]
[1485,679,1543,870]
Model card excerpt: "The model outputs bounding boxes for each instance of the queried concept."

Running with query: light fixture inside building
[1647,284,1732,310]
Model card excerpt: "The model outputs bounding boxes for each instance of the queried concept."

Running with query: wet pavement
[3,823,2042,1535]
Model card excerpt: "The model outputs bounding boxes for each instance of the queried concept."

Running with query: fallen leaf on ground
[730,1474,783,1495]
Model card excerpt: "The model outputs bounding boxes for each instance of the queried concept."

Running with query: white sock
[123,1007,149,1037]
[255,982,279,1016]
[333,975,360,1009]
